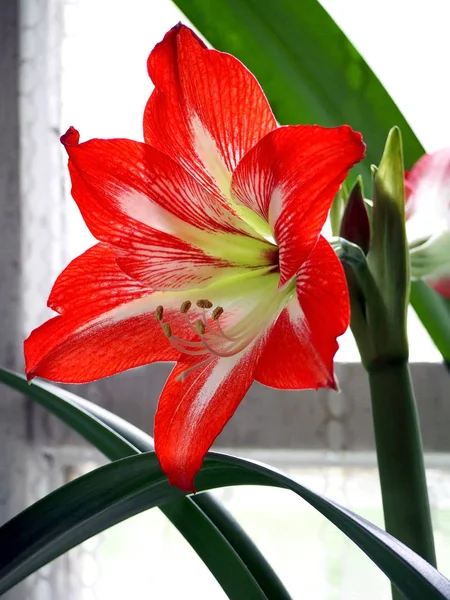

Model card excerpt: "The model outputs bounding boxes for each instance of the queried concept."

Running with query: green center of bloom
[144,185,296,379]
[232,203,274,241]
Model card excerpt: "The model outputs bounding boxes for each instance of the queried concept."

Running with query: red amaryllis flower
[406,148,450,298]
[24,24,365,491]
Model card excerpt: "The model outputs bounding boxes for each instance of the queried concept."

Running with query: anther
[212,306,224,320]
[196,299,213,309]
[195,320,206,335]
[155,305,164,322]
[180,300,192,313]
[162,322,172,338]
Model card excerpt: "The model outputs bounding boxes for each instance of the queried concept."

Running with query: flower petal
[406,148,450,242]
[62,129,273,290]
[255,236,349,389]
[154,336,268,492]
[406,148,450,216]
[62,127,249,238]
[409,229,450,298]
[144,24,276,200]
[232,125,365,286]
[154,270,286,492]
[24,244,181,383]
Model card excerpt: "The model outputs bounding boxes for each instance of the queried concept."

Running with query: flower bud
[339,176,370,254]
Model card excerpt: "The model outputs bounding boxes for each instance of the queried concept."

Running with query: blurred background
[1,0,450,598]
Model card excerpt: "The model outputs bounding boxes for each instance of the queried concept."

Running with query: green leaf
[1,452,449,600]
[0,368,290,600]
[410,282,450,362]
[49,386,288,599]
[173,0,450,361]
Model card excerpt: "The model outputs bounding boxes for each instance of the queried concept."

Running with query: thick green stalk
[349,129,437,599]
[367,360,436,599]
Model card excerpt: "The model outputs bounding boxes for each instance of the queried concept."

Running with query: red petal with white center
[62,127,250,237]
[24,244,180,383]
[154,336,269,492]
[232,125,365,286]
[61,129,261,290]
[144,24,277,199]
[255,236,349,389]
[405,148,450,221]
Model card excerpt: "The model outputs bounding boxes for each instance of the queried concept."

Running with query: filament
[154,287,287,376]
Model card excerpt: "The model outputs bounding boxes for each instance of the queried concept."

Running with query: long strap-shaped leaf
[410,282,450,363]
[173,0,450,361]
[0,448,449,600]
[34,377,275,586]
[0,369,290,600]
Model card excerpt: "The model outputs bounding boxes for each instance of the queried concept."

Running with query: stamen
[201,308,225,339]
[162,322,172,338]
[199,306,235,343]
[198,333,251,358]
[180,300,192,313]
[212,306,224,320]
[215,318,237,342]
[204,305,238,342]
[195,320,206,335]
[176,358,212,382]
[183,313,198,335]
[157,318,208,356]
[196,299,213,309]
[156,288,285,374]
[166,338,208,356]
[168,336,203,348]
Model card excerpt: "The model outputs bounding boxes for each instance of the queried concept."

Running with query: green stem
[367,360,436,599]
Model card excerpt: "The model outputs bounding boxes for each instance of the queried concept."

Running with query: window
[5,0,450,598]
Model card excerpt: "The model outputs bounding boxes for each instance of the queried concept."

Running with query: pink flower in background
[406,148,450,298]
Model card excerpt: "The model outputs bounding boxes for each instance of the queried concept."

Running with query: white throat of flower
[155,278,295,381]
